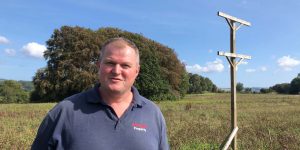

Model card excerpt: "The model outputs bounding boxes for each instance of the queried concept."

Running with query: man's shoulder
[66,87,96,102]
[47,88,95,119]
[139,96,156,106]
[136,95,162,113]
[132,87,159,109]
[56,89,89,108]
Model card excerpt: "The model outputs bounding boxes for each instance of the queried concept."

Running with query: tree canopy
[31,26,189,102]
[289,73,300,94]
[0,80,29,103]
[269,73,300,94]
[236,82,244,92]
[187,73,217,94]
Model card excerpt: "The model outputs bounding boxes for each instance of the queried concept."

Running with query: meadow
[0,93,299,150]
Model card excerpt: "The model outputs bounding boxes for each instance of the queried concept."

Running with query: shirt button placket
[115,119,121,131]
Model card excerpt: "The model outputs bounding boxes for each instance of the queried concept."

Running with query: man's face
[98,42,140,94]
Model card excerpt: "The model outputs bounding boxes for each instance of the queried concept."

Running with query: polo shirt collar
[86,84,145,107]
[131,86,144,107]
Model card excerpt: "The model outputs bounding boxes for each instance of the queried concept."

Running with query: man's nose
[112,64,121,74]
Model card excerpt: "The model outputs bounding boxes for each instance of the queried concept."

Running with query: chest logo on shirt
[132,123,147,132]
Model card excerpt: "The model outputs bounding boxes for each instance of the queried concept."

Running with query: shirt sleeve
[31,101,69,150]
[31,113,57,150]
[159,113,170,150]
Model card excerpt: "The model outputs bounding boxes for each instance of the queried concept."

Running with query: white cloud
[245,69,256,73]
[22,42,46,58]
[277,55,300,71]
[0,35,9,44]
[208,49,213,53]
[239,61,248,65]
[260,66,267,72]
[245,66,267,73]
[186,58,224,73]
[4,48,16,56]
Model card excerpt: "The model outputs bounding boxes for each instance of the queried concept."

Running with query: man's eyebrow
[103,59,133,64]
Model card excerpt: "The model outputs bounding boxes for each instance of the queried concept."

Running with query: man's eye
[122,65,130,68]
[106,62,114,65]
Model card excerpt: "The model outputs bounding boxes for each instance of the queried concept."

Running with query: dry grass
[0,93,299,149]
[0,103,55,150]
[160,93,300,149]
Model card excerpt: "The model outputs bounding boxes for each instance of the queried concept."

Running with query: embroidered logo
[132,123,147,132]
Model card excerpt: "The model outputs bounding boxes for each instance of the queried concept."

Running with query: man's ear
[136,65,140,75]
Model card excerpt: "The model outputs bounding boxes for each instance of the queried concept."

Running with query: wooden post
[217,11,251,150]
[230,20,238,150]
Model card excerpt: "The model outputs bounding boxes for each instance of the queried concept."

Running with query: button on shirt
[31,84,169,150]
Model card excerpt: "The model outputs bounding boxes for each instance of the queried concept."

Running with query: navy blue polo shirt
[31,84,169,150]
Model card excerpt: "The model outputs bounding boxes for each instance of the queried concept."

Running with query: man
[31,37,169,150]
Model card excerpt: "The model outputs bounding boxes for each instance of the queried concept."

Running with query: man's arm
[31,114,57,150]
[159,113,169,150]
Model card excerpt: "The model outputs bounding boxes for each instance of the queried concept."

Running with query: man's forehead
[106,40,128,49]
[101,39,140,65]
[104,42,136,57]
[102,46,136,62]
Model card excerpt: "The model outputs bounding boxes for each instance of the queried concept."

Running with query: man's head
[97,37,140,95]
[99,37,140,65]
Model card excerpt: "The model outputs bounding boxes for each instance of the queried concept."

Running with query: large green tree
[31,26,100,102]
[31,26,188,102]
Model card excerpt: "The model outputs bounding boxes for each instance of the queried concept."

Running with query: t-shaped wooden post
[217,11,251,150]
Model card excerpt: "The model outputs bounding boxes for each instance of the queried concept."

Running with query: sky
[0,0,300,88]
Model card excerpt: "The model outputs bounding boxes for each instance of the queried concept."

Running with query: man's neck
[99,88,133,118]
[99,88,133,103]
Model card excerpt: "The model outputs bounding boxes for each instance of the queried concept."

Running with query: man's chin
[100,83,130,94]
[107,86,125,93]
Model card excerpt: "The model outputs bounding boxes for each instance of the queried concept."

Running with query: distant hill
[0,79,34,91]
[220,87,266,93]
[250,87,265,93]
[220,88,231,92]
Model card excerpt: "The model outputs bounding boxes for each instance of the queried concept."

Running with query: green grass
[1,93,299,149]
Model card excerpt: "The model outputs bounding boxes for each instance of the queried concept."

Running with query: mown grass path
[1,93,299,149]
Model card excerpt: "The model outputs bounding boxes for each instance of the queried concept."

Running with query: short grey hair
[99,37,140,64]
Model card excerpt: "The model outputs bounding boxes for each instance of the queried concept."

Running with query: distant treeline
[260,73,300,94]
[0,80,33,103]
[187,73,218,94]
[0,79,34,91]
[0,72,218,103]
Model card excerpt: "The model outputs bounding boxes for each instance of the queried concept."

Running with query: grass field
[0,93,299,149]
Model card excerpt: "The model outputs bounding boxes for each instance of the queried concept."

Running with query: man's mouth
[110,77,122,82]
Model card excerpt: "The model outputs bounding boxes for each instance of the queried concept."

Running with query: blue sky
[1,0,300,88]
